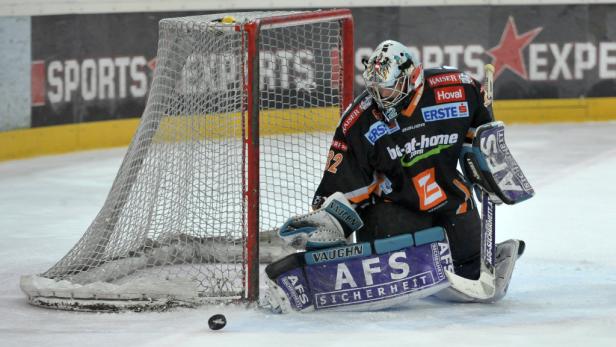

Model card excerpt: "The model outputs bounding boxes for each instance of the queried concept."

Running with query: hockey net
[20,10,354,311]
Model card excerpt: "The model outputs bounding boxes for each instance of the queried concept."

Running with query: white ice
[1,122,615,346]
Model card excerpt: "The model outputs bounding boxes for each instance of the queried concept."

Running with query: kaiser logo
[427,72,473,88]
[342,107,362,135]
[427,73,461,88]
[435,86,466,104]
[341,95,373,135]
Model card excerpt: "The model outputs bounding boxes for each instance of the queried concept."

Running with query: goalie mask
[362,40,423,122]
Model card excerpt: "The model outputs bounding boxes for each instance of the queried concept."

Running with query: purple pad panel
[305,241,452,310]
[275,267,313,311]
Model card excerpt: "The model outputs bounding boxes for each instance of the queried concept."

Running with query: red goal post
[243,9,355,302]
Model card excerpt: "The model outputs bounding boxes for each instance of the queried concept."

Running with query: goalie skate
[437,239,525,303]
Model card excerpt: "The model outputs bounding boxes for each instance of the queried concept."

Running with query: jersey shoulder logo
[364,120,400,145]
[421,102,469,122]
[427,72,473,88]
[340,95,372,135]
[330,139,348,152]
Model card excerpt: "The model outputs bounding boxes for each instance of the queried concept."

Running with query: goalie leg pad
[264,227,453,312]
[278,192,363,250]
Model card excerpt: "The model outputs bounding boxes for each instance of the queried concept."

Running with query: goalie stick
[444,64,497,300]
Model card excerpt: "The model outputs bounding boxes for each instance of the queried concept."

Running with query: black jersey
[313,67,492,215]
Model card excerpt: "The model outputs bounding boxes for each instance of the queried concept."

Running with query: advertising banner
[30,12,192,127]
[352,5,616,100]
[29,5,616,127]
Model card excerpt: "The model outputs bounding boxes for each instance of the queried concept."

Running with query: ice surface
[1,122,615,346]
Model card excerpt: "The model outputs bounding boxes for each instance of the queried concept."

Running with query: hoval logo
[487,16,543,80]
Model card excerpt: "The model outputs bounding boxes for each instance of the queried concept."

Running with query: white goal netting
[20,10,353,311]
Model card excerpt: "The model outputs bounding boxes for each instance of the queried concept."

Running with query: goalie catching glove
[278,192,363,250]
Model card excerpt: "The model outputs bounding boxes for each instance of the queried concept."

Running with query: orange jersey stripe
[347,181,380,204]
[401,84,425,117]
[453,178,471,214]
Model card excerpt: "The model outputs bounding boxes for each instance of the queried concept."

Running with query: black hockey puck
[208,314,227,330]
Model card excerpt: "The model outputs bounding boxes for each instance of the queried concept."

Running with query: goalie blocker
[264,227,453,313]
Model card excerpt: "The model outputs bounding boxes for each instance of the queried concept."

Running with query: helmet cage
[364,73,411,111]
[362,40,423,113]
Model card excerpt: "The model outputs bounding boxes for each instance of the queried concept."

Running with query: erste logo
[364,120,400,145]
[421,102,470,122]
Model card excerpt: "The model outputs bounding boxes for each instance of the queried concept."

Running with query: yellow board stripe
[0,107,340,161]
[152,107,340,142]
[493,97,616,123]
[2,97,616,162]
[0,119,141,161]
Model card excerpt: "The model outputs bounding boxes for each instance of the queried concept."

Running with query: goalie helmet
[362,40,423,122]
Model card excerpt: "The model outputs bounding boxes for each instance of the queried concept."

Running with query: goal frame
[20,9,355,310]
[243,9,354,301]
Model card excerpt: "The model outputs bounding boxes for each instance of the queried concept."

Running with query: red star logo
[487,17,543,79]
